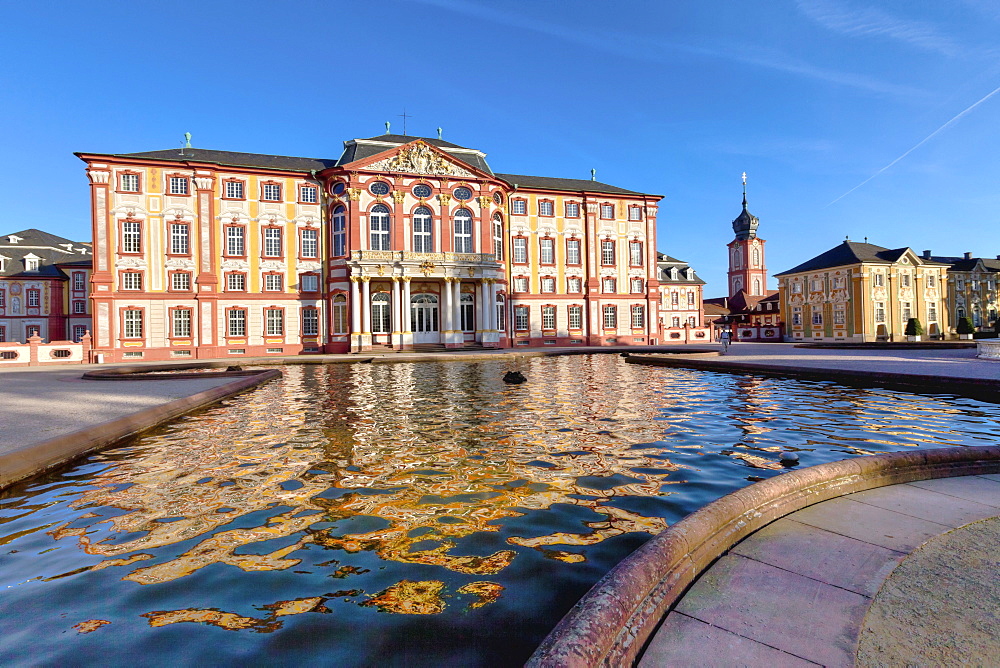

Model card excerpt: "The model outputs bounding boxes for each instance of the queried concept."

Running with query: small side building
[776,240,949,342]
[656,253,710,343]
[922,250,999,332]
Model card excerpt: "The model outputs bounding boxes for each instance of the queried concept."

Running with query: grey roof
[731,197,760,241]
[337,135,494,175]
[657,252,681,262]
[775,241,940,276]
[656,254,705,284]
[78,148,337,173]
[495,173,655,197]
[0,228,92,278]
[927,256,1000,272]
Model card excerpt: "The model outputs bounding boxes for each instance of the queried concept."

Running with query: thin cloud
[797,0,964,57]
[414,0,921,97]
[828,83,1000,205]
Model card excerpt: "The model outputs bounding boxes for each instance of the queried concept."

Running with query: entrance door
[371,292,391,344]
[411,294,439,344]
[460,292,475,342]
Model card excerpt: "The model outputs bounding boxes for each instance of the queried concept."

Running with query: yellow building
[776,241,950,342]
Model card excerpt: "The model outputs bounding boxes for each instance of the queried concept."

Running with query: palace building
[77,134,664,361]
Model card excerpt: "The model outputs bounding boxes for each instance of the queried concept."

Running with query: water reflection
[1,356,998,667]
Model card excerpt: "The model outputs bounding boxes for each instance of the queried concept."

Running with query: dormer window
[7,235,22,244]
[24,255,40,271]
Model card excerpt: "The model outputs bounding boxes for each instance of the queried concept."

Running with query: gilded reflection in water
[1,356,999,666]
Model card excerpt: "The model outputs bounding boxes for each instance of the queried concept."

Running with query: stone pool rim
[526,445,1000,667]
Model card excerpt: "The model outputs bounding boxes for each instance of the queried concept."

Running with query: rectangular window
[263,228,282,257]
[630,278,644,293]
[631,305,645,328]
[688,315,697,327]
[791,282,802,294]
[511,199,527,215]
[928,274,936,288]
[811,279,821,292]
[901,302,912,323]
[73,272,86,291]
[302,308,319,335]
[540,238,554,264]
[928,303,938,322]
[120,173,139,192]
[332,297,347,335]
[123,309,143,338]
[812,311,822,325]
[228,309,247,337]
[73,299,86,314]
[332,209,346,257]
[603,305,617,329]
[266,309,284,336]
[0,289,4,308]
[300,229,318,258]
[957,279,965,290]
[628,206,642,221]
[602,277,616,293]
[226,227,245,256]
[834,309,845,325]
[601,240,615,265]
[225,181,245,199]
[874,273,884,287]
[874,302,886,323]
[792,307,802,326]
[541,305,556,330]
[566,239,581,265]
[565,201,579,218]
[567,277,581,293]
[513,277,529,293]
[301,274,319,292]
[169,176,188,195]
[170,223,189,255]
[264,274,282,291]
[513,237,527,264]
[629,241,643,266]
[600,203,614,219]
[300,185,318,203]
[538,201,554,216]
[72,325,86,343]
[227,273,246,291]
[172,309,192,337]
[171,272,191,291]
[262,183,282,201]
[687,291,695,306]
[514,305,529,331]
[492,220,503,262]
[568,305,583,329]
[122,221,142,253]
[901,274,911,287]
[27,289,40,307]
[671,292,679,306]
[540,277,555,293]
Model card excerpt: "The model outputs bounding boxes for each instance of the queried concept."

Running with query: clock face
[413,184,432,198]
[453,187,472,201]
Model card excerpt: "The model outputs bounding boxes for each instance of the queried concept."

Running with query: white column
[361,277,371,335]
[402,278,412,332]
[391,278,401,344]
[350,278,361,334]
[442,278,454,333]
[453,280,463,332]
[480,280,491,332]
[490,281,499,332]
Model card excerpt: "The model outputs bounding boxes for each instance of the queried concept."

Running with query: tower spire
[742,171,747,209]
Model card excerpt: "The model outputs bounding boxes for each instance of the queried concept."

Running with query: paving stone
[675,555,869,667]
[731,518,904,597]
[847,482,1000,528]
[907,475,1000,508]
[788,497,951,552]
[639,611,818,667]
[979,473,1000,482]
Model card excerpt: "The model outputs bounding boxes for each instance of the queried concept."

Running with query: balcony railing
[351,250,499,265]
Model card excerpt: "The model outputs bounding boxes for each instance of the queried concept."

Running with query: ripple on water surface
[1,355,998,666]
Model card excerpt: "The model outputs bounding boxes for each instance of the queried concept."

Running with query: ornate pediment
[364,141,475,178]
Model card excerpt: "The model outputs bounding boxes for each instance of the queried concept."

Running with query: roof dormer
[7,234,22,244]
[23,253,41,271]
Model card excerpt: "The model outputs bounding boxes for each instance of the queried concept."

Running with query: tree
[957,317,975,335]
[905,318,923,336]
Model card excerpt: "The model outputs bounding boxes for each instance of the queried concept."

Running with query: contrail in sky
[828,83,1000,205]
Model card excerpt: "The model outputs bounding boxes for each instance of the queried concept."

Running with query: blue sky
[2,0,998,295]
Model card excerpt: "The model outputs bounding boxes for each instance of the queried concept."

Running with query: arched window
[956,307,966,319]
[371,292,391,333]
[733,277,742,293]
[413,206,433,252]
[370,204,390,250]
[753,278,761,294]
[332,206,346,256]
[454,208,473,253]
[492,213,504,262]
[332,294,348,335]
[460,292,474,331]
[752,248,760,266]
[973,307,982,327]
[495,293,505,331]
[732,248,742,269]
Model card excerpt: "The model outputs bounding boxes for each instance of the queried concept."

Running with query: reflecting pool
[2,355,999,666]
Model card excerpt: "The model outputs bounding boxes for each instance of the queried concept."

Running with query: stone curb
[527,445,1000,667]
[0,369,281,490]
[625,354,1000,399]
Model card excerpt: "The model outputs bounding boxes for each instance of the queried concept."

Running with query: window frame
[298,184,319,204]
[167,174,189,196]
[332,206,347,257]
[538,199,555,217]
[541,305,556,331]
[413,206,434,253]
[602,305,617,329]
[170,307,193,338]
[512,236,528,264]
[600,203,615,220]
[225,272,247,292]
[224,225,246,257]
[262,226,283,258]
[453,208,474,254]
[369,204,391,251]
[260,181,283,202]
[120,219,143,255]
[122,308,144,339]
[299,227,319,259]
[168,222,190,256]
[120,270,143,292]
[301,306,320,337]
[630,304,645,329]
[263,272,283,292]
[564,201,580,218]
[264,307,285,337]
[226,307,248,338]
[169,271,192,292]
[223,179,246,201]
[511,198,527,215]
[568,304,583,330]
[566,238,581,266]
[117,171,141,194]
[539,237,555,265]
[600,239,616,266]
[299,272,320,294]
[514,305,529,331]
[629,241,643,267]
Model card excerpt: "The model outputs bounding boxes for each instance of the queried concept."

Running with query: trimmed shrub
[957,317,975,335]
[905,318,923,336]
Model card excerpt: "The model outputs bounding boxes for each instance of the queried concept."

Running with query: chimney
[964,252,973,260]
[922,250,931,259]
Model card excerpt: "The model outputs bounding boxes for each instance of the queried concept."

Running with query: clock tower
[727,173,768,298]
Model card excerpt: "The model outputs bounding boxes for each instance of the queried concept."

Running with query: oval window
[370,182,390,196]
[413,184,432,198]
[453,186,472,200]
[331,182,345,195]
[493,191,503,205]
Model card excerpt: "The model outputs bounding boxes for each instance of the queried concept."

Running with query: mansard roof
[0,228,92,278]
[494,173,655,197]
[78,148,338,173]
[926,255,1000,272]
[655,253,705,284]
[337,135,494,175]
[774,241,942,276]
